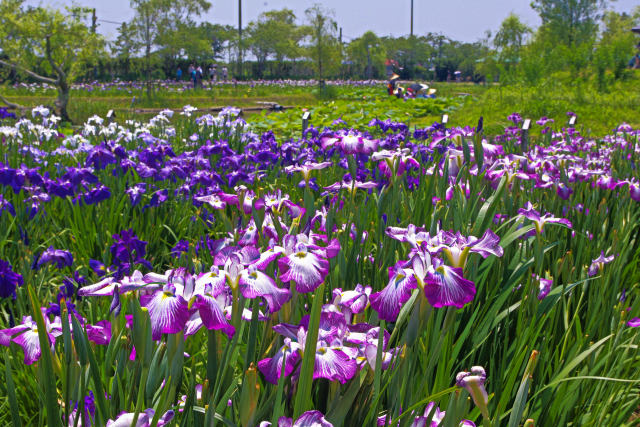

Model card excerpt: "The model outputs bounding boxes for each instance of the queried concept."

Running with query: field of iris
[0,90,640,426]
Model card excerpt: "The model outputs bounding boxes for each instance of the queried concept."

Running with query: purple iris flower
[517,202,572,234]
[0,194,16,217]
[239,264,292,313]
[144,188,168,209]
[78,270,147,297]
[588,251,615,277]
[142,268,235,339]
[67,391,96,427]
[144,283,191,340]
[428,229,504,269]
[332,284,372,321]
[627,318,640,327]
[89,259,107,277]
[385,224,431,248]
[257,337,302,384]
[0,310,61,364]
[533,274,553,300]
[110,229,151,277]
[259,326,357,385]
[0,107,16,119]
[126,183,147,207]
[556,183,573,200]
[536,117,554,127]
[0,259,23,298]
[422,257,476,309]
[82,184,111,205]
[278,243,329,293]
[321,130,379,155]
[34,246,73,270]
[267,410,334,427]
[370,264,417,322]
[629,182,640,202]
[85,144,117,169]
[106,408,174,427]
[171,240,190,258]
[456,366,489,417]
[507,113,522,125]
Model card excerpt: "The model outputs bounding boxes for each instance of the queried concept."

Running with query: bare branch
[0,59,57,85]
[45,35,65,81]
[0,92,25,110]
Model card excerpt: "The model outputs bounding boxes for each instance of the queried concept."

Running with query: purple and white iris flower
[532,273,553,300]
[259,410,333,427]
[588,251,615,277]
[517,202,572,234]
[370,264,417,322]
[278,243,329,293]
[106,409,174,427]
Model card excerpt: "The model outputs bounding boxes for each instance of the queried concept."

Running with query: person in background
[208,64,215,81]
[387,73,399,96]
[190,65,197,89]
[195,66,203,89]
[213,63,218,81]
[629,42,640,69]
[176,67,183,81]
[222,66,228,81]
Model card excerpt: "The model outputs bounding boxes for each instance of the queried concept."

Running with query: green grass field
[3,73,640,135]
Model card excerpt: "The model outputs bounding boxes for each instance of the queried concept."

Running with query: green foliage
[346,31,387,79]
[304,4,342,82]
[0,0,105,120]
[531,0,607,46]
[246,8,306,77]
[493,14,531,82]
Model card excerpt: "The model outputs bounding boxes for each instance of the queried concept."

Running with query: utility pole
[410,0,414,37]
[91,9,97,80]
[91,8,97,33]
[237,0,243,80]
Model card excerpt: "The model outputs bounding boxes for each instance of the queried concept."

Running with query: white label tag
[522,119,531,130]
[442,114,449,124]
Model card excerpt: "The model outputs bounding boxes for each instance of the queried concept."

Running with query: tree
[126,0,210,96]
[531,0,607,46]
[494,14,531,81]
[347,31,387,79]
[112,22,138,79]
[494,14,531,59]
[0,0,104,122]
[246,9,304,77]
[304,4,341,83]
[592,9,640,88]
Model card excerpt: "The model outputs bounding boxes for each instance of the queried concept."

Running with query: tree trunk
[146,41,152,98]
[56,79,71,123]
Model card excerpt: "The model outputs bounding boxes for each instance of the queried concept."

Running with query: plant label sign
[442,114,449,124]
[302,111,311,134]
[522,119,531,130]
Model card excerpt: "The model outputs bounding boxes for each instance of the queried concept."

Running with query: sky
[28,0,640,43]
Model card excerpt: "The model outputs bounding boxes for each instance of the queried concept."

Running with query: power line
[98,19,124,25]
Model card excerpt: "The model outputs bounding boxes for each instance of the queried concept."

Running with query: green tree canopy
[0,0,104,121]
[304,4,342,82]
[347,31,387,79]
[531,0,607,46]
